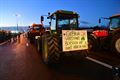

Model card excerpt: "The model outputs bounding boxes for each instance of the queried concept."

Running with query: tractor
[27,23,45,43]
[89,14,120,56]
[36,10,88,64]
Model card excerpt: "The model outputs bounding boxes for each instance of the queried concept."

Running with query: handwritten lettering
[62,30,88,51]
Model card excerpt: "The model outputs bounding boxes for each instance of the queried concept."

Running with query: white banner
[62,30,88,52]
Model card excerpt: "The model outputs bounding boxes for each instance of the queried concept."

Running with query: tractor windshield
[33,26,40,30]
[57,14,78,30]
[110,17,120,30]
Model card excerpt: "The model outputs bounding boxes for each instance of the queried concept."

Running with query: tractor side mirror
[41,16,44,22]
[99,19,101,23]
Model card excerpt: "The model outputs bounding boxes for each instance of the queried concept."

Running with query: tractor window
[50,15,56,30]
[33,26,40,30]
[110,17,120,30]
[58,18,77,30]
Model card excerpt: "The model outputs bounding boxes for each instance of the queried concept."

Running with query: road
[0,34,117,80]
[87,50,120,67]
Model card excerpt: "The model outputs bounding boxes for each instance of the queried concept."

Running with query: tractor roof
[52,10,78,15]
[110,14,120,18]
[50,10,79,19]
[31,24,42,27]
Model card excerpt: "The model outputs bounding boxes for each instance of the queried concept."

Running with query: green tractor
[37,10,88,64]
[89,14,120,56]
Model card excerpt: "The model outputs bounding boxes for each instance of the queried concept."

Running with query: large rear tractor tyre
[111,33,120,56]
[41,34,60,64]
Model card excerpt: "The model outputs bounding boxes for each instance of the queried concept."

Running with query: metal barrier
[0,30,19,43]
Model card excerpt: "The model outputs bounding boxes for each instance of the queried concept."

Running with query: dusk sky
[0,0,120,27]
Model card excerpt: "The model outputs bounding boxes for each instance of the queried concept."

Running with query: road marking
[86,57,112,69]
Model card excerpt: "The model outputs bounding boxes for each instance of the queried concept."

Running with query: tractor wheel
[88,35,98,52]
[29,36,35,43]
[41,33,60,64]
[36,37,42,53]
[111,33,120,56]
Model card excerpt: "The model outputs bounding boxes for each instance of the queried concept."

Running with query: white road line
[86,56,113,69]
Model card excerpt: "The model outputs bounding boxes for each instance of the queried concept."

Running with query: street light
[15,14,21,31]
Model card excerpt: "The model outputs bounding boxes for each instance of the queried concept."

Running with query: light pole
[15,14,20,31]
[15,14,18,31]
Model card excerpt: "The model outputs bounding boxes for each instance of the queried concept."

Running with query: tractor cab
[49,10,79,31]
[98,14,120,30]
[93,14,120,37]
[109,14,120,30]
[41,10,79,33]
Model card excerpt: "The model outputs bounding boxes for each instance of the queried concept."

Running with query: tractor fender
[90,34,98,39]
[87,34,99,51]
[112,28,120,36]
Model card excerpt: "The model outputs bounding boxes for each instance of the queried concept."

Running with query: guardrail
[0,30,19,43]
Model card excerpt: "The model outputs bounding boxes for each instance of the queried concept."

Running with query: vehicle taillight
[93,30,108,37]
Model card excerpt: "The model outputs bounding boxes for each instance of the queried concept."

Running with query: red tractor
[89,14,120,56]
[27,23,45,43]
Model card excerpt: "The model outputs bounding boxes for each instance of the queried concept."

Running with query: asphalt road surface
[0,34,118,80]
[87,50,120,67]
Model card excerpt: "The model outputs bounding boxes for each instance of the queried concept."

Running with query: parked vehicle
[89,14,120,56]
[27,23,45,43]
[36,10,88,64]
